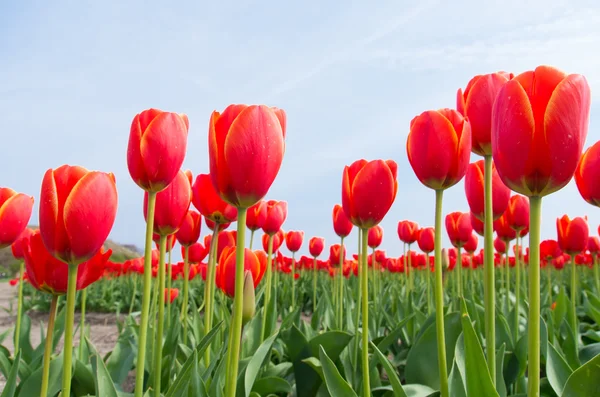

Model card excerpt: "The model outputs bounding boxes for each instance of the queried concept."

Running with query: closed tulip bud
[262,200,288,235]
[407,109,471,190]
[192,173,237,224]
[309,237,325,257]
[127,108,189,192]
[242,270,256,326]
[208,104,286,208]
[0,188,34,249]
[445,212,473,248]
[285,231,304,253]
[342,159,398,228]
[247,201,268,231]
[164,288,179,304]
[465,160,510,221]
[397,220,419,244]
[557,215,589,254]
[491,66,591,197]
[417,228,435,253]
[176,210,202,247]
[441,248,450,269]
[39,165,118,265]
[333,204,353,237]
[368,225,383,248]
[144,170,192,236]
[575,140,600,207]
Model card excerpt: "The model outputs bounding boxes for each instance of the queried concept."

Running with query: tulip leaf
[0,351,20,397]
[105,323,136,386]
[319,346,358,397]
[17,352,63,397]
[91,353,119,397]
[370,341,408,397]
[547,341,573,396]
[561,351,600,397]
[251,376,292,395]
[244,332,279,397]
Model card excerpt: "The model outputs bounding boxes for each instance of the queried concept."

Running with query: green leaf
[252,376,292,395]
[561,351,600,396]
[403,384,437,397]
[92,353,119,397]
[71,359,96,396]
[495,344,507,397]
[0,351,20,397]
[547,341,573,396]
[105,324,136,386]
[16,314,34,364]
[370,342,408,397]
[165,350,197,397]
[459,312,500,397]
[319,346,358,397]
[448,358,466,397]
[309,331,353,361]
[17,352,63,397]
[244,332,279,397]
[301,357,324,381]
[579,343,600,364]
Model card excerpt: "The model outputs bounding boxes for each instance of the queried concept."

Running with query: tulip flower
[285,230,304,310]
[246,201,267,249]
[465,160,510,222]
[368,225,383,249]
[209,105,286,397]
[575,140,600,207]
[10,227,34,354]
[445,212,472,297]
[0,187,34,249]
[164,288,179,304]
[333,204,353,237]
[407,108,471,397]
[216,246,267,297]
[491,66,591,396]
[263,200,288,235]
[588,236,600,293]
[341,158,397,395]
[308,236,325,312]
[398,220,419,295]
[127,108,189,193]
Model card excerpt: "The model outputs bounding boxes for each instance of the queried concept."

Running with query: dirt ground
[0,283,121,391]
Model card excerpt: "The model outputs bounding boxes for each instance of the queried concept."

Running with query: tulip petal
[64,172,118,264]
[0,193,34,248]
[575,141,600,207]
[351,160,395,228]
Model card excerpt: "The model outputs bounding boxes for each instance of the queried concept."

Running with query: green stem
[291,253,296,311]
[134,191,157,397]
[338,237,345,330]
[353,229,362,372]
[483,155,496,384]
[457,247,463,298]
[153,235,167,397]
[527,196,542,397]
[167,245,172,329]
[312,256,318,313]
[408,245,413,292]
[594,256,600,293]
[570,258,577,342]
[427,263,432,314]
[360,228,370,397]
[434,189,449,397]
[204,225,220,367]
[14,261,24,355]
[61,264,79,396]
[249,229,255,250]
[260,235,274,344]
[78,287,87,361]
[224,208,248,397]
[40,294,58,397]
[403,243,409,301]
[129,274,138,315]
[514,237,521,341]
[182,246,190,345]
[504,250,510,315]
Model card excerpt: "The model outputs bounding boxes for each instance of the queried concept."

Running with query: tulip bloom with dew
[208,104,286,397]
[38,164,117,397]
[341,158,397,396]
[407,108,470,397]
[492,65,591,397]
[0,187,34,249]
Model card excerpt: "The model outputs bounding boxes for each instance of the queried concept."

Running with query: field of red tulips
[1,66,599,397]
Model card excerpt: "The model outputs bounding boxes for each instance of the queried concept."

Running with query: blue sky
[1,0,599,261]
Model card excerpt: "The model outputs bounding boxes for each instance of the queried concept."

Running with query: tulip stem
[134,191,157,397]
[167,245,172,329]
[457,247,463,298]
[434,189,449,397]
[483,155,496,385]
[527,196,542,397]
[129,275,138,315]
[291,252,296,311]
[353,229,362,371]
[249,229,255,250]
[14,261,25,355]
[427,262,432,314]
[204,224,220,367]
[570,258,577,345]
[153,235,167,397]
[182,245,190,345]
[260,235,274,344]
[338,237,345,330]
[504,251,510,315]
[360,227,370,397]
[514,237,521,341]
[224,208,248,397]
[594,256,600,293]
[312,256,318,313]
[78,287,87,361]
[40,294,58,397]
[62,264,79,397]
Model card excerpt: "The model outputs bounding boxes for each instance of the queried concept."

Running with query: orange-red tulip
[191,173,238,224]
[463,232,479,253]
[587,237,600,255]
[144,170,191,236]
[0,188,34,249]
[176,210,202,247]
[556,215,588,254]
[506,195,530,232]
[39,165,118,265]
[494,237,507,254]
[397,220,419,244]
[445,212,473,248]
[491,66,591,197]
[187,242,209,263]
[368,225,383,249]
[204,231,236,261]
[465,160,510,221]
[247,201,267,231]
[456,72,514,156]
[164,288,179,304]
[407,109,471,190]
[262,200,288,235]
[309,237,325,257]
[285,231,304,253]
[208,104,286,208]
[417,228,435,253]
[575,140,600,207]
[216,246,267,297]
[329,244,346,265]
[494,212,517,242]
[333,204,353,237]
[11,227,35,259]
[470,212,484,236]
[342,159,398,228]
[127,108,189,192]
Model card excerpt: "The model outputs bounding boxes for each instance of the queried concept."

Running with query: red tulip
[154,234,176,251]
[494,237,507,254]
[329,244,346,265]
[456,72,514,156]
[491,66,591,197]
[368,226,383,249]
[272,229,285,252]
[0,188,34,249]
[39,165,118,265]
[24,231,110,295]
[176,210,202,247]
[164,288,179,304]
[556,215,589,254]
[204,231,236,260]
[463,232,479,253]
[247,201,268,231]
[309,237,325,257]
[208,104,286,208]
[127,108,189,192]
[192,173,237,226]
[417,228,435,253]
[494,212,517,242]
[470,212,484,236]
[397,220,419,244]
[333,204,353,237]
[342,160,398,228]
[587,237,600,254]
[575,140,600,207]
[465,160,510,221]
[285,231,304,253]
[445,212,473,248]
[205,218,230,232]
[506,195,530,232]
[262,200,288,235]
[216,246,267,297]
[144,170,191,236]
[407,109,471,190]
[187,242,209,263]
[11,228,35,259]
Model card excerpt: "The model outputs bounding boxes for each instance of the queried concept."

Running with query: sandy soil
[0,283,121,391]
